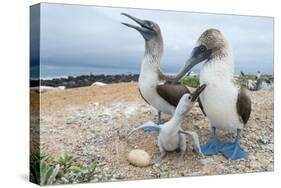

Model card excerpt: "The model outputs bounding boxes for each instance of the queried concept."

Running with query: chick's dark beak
[190,84,207,102]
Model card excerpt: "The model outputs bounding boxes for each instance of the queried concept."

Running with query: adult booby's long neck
[145,37,163,60]
[141,37,164,71]
[202,43,235,81]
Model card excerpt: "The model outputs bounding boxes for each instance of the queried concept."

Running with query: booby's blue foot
[221,129,248,160]
[143,111,161,132]
[194,127,224,155]
[221,142,248,160]
[199,137,225,155]
[143,126,160,132]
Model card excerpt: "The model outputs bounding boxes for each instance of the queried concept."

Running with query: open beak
[190,84,206,102]
[121,13,154,40]
[121,13,147,31]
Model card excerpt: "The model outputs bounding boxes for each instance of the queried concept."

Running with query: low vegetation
[180,75,200,87]
[237,74,257,82]
[180,74,273,88]
[30,152,100,185]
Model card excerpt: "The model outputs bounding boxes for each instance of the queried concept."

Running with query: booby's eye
[188,96,191,100]
[199,45,206,52]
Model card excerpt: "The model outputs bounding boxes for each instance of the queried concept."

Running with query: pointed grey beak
[175,57,198,82]
[190,84,206,102]
[174,45,212,82]
[121,13,146,30]
[121,13,155,41]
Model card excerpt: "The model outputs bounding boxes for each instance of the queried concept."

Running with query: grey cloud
[37,3,274,78]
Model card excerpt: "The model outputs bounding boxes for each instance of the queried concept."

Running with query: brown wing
[138,88,150,105]
[236,86,252,125]
[158,71,206,114]
[156,83,190,107]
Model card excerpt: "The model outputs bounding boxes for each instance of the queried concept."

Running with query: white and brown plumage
[175,29,251,160]
[122,13,192,127]
[128,84,206,166]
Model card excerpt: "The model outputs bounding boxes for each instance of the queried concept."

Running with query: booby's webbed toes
[194,138,224,155]
[221,142,248,160]
[142,121,161,132]
[143,126,160,132]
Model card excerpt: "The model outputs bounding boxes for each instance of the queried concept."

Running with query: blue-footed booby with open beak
[121,13,191,131]
[174,29,252,160]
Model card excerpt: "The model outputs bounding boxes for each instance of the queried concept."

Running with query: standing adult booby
[174,29,251,160]
[121,13,191,130]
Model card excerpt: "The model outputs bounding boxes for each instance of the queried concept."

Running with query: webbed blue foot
[144,111,161,132]
[194,127,224,155]
[200,138,225,155]
[143,126,160,132]
[221,129,248,160]
[221,142,248,160]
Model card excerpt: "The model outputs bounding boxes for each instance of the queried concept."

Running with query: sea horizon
[31,70,274,81]
[32,71,177,80]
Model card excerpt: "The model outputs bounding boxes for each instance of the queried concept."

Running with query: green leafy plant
[181,75,200,88]
[61,160,98,183]
[30,152,100,185]
[40,162,60,185]
[238,74,257,81]
[30,152,48,184]
[52,154,78,172]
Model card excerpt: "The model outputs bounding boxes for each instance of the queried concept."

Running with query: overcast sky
[34,3,274,78]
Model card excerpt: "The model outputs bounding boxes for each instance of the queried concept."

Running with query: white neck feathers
[201,51,234,82]
[140,42,163,75]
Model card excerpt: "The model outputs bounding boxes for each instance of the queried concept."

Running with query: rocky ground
[30,82,274,182]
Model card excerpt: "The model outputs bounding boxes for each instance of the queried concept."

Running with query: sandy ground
[30,82,274,181]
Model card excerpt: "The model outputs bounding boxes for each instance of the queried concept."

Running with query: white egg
[128,149,150,167]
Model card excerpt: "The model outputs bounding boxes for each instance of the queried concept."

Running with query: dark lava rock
[40,74,139,88]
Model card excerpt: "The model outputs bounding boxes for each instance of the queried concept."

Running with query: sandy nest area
[30,82,274,181]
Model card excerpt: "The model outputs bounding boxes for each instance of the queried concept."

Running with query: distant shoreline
[30,74,140,88]
[30,72,274,89]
